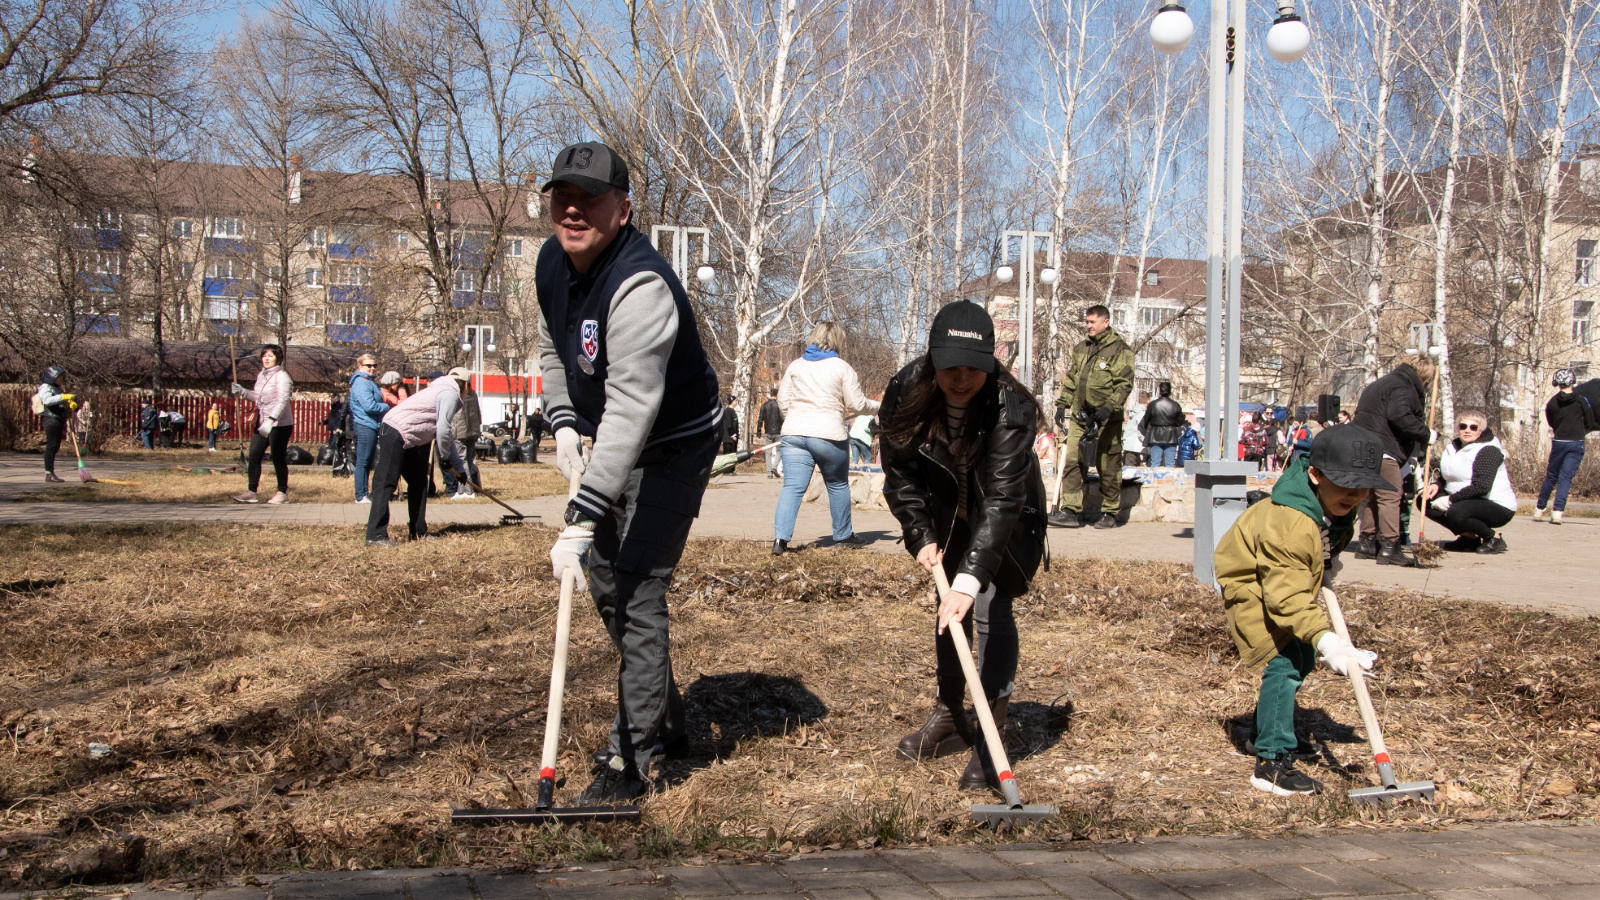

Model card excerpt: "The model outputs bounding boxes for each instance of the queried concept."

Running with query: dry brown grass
[2,527,1598,889]
[16,464,569,505]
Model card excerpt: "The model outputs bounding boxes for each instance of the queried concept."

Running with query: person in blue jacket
[1177,418,1203,465]
[347,353,391,503]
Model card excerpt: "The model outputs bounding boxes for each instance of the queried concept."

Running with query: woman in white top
[771,321,880,554]
[231,344,295,504]
[1425,411,1516,554]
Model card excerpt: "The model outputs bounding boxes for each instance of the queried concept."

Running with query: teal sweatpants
[1254,639,1318,758]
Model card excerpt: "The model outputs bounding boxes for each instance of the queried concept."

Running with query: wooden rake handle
[537,471,585,804]
[1321,588,1391,766]
[933,562,1020,803]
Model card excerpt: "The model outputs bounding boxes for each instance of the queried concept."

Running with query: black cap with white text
[1310,424,1398,491]
[927,301,997,373]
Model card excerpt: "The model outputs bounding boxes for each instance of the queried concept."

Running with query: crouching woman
[879,302,1048,795]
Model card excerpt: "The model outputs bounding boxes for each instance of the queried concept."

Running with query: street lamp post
[650,225,716,286]
[461,324,496,396]
[993,230,1057,391]
[1152,1,1309,586]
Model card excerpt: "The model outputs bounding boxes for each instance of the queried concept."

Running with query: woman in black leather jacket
[879,302,1047,796]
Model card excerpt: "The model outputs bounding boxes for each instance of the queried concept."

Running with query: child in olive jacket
[1214,424,1389,795]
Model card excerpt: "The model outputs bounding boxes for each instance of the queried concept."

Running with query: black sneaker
[576,758,650,805]
[1474,535,1507,554]
[1049,510,1086,528]
[834,533,869,548]
[1250,755,1323,796]
[1092,514,1120,529]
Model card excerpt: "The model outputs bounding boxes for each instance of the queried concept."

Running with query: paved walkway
[2,454,1594,616]
[40,821,1600,900]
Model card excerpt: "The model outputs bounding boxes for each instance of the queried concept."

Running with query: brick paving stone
[1099,844,1230,872]
[782,855,896,876]
[1094,873,1191,900]
[472,874,539,900]
[1356,858,1514,892]
[1457,855,1584,886]
[1528,886,1600,900]
[663,867,734,896]
[925,848,1024,881]
[990,850,1070,866]
[1151,868,1304,900]
[1037,876,1127,900]
[538,871,661,889]
[805,890,875,900]
[1426,889,1550,900]
[788,870,914,891]
[406,875,473,900]
[864,886,939,900]
[536,885,670,900]
[926,879,1054,899]
[1487,830,1600,854]
[879,851,975,884]
[1254,862,1410,896]
[202,889,267,900]
[1204,843,1337,868]
[995,855,1131,879]
[274,877,403,900]
[719,864,797,894]
[1558,849,1600,871]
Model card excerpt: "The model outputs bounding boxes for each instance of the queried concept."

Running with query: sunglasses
[1459,423,1481,431]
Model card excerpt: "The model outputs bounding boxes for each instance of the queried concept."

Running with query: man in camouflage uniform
[1051,304,1136,529]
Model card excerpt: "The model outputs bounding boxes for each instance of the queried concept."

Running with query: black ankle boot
[895,700,970,761]
[958,697,1008,794]
[771,538,788,556]
[1350,538,1378,559]
[1376,540,1418,567]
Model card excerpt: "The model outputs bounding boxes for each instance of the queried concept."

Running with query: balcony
[77,314,119,334]
[329,285,371,304]
[329,243,373,260]
[326,324,374,343]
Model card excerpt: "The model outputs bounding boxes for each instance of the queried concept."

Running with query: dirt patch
[15,463,569,505]
[1,526,1597,889]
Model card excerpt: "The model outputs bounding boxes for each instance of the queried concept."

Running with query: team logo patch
[581,320,600,361]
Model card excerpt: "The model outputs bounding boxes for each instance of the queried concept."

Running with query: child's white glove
[550,522,594,591]
[1317,631,1376,676]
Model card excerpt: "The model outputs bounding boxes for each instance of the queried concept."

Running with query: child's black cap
[1309,424,1397,491]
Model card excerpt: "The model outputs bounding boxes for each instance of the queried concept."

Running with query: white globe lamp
[695,265,715,284]
[995,265,1015,284]
[461,341,472,352]
[1039,267,1059,285]
[486,343,496,353]
[1150,4,1194,56]
[1266,13,1310,63]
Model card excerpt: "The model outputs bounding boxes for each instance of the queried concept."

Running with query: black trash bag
[497,442,522,465]
[519,439,539,463]
[316,445,335,466]
[286,445,315,465]
[475,436,495,460]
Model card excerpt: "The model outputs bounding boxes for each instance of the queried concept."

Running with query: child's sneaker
[1250,755,1323,796]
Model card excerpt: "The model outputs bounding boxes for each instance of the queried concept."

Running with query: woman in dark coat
[879,302,1047,796]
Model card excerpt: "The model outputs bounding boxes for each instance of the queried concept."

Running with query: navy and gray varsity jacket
[536,223,721,521]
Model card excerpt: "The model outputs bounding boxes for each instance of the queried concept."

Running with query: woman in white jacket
[1424,412,1516,554]
[771,321,880,554]
[232,344,294,504]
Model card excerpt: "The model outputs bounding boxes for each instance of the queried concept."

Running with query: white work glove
[1317,631,1377,676]
[1430,494,1452,514]
[549,522,595,592]
[257,418,274,438]
[230,382,245,396]
[554,427,586,480]
[1428,428,1439,445]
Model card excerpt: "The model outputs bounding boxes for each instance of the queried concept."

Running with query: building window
[1112,307,1129,328]
[207,297,246,319]
[95,253,120,275]
[265,266,282,286]
[331,264,371,285]
[305,307,324,326]
[173,219,194,239]
[396,232,409,249]
[1146,269,1159,286]
[1576,301,1594,344]
[207,259,245,279]
[1174,348,1190,365]
[265,306,282,326]
[210,216,245,238]
[508,238,523,258]
[131,215,151,236]
[307,227,327,249]
[1569,360,1591,379]
[1578,240,1597,286]
[454,270,475,292]
[178,261,195,279]
[336,304,369,326]
[1141,307,1170,328]
[305,267,324,287]
[332,225,361,245]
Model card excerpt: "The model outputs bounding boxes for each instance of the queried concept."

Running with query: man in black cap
[1215,424,1390,796]
[537,140,722,804]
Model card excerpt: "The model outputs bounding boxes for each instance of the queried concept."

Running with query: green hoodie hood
[1270,454,1357,551]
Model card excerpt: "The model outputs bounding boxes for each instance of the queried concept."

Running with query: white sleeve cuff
[950,573,984,597]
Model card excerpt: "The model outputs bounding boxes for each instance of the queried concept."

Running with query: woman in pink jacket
[232,344,294,504]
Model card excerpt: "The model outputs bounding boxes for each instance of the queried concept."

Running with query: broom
[66,429,140,485]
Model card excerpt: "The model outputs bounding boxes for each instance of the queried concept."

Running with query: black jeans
[42,417,64,474]
[589,428,715,773]
[366,425,431,541]
[934,585,1019,720]
[247,425,292,493]
[1427,497,1514,540]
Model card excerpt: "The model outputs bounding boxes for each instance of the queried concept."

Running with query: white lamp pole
[1152,1,1309,586]
[995,229,1057,390]
[650,225,716,286]
[462,324,496,395]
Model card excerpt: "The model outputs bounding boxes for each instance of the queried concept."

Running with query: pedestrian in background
[1051,304,1135,528]
[1534,369,1593,524]
[366,367,472,545]
[232,344,294,505]
[1124,390,1149,467]
[771,320,880,554]
[758,386,784,478]
[1141,381,1185,467]
[849,411,876,466]
[1178,415,1203,465]
[137,400,158,450]
[443,379,483,499]
[348,354,389,504]
[1351,359,1435,566]
[379,371,407,407]
[35,366,73,482]
[205,403,223,451]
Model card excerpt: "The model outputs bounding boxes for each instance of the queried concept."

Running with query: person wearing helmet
[1534,369,1592,524]
[35,366,75,483]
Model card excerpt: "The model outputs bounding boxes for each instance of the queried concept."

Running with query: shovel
[453,468,640,826]
[932,563,1057,827]
[1322,588,1436,806]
